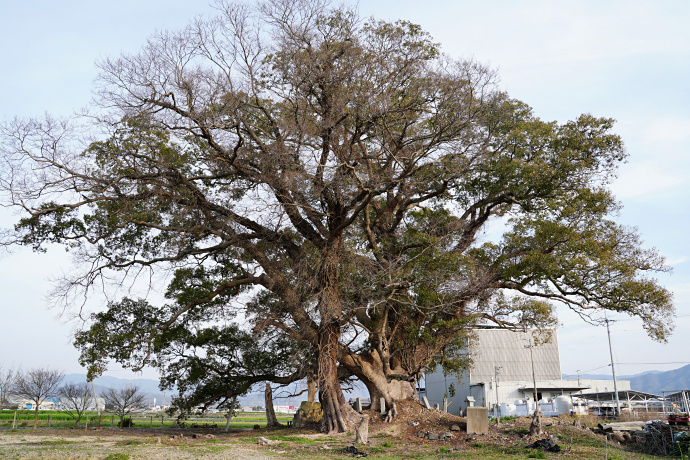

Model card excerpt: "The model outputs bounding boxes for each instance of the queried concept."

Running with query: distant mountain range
[63,373,169,406]
[62,373,300,408]
[563,364,690,396]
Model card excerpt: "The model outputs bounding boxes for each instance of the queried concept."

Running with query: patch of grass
[267,435,316,444]
[381,440,394,448]
[40,440,78,445]
[117,439,143,446]
[104,454,129,460]
[508,427,530,436]
[527,451,546,459]
[471,442,485,448]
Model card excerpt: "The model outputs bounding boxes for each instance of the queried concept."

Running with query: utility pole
[605,317,621,417]
[526,334,543,435]
[91,381,100,416]
[494,366,502,425]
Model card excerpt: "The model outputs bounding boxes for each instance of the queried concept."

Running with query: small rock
[428,432,439,440]
[408,421,419,426]
[257,436,271,446]
[416,431,427,438]
[439,431,453,440]
[450,424,461,431]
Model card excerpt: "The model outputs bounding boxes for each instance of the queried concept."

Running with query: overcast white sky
[0,0,688,383]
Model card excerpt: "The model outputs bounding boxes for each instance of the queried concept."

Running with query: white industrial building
[424,327,630,417]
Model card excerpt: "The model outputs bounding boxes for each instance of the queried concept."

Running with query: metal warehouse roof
[575,390,661,401]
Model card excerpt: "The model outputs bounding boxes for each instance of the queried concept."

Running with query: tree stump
[529,410,543,436]
[355,415,369,443]
[265,383,281,428]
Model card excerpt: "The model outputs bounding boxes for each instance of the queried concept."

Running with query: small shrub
[117,417,134,428]
[381,441,393,448]
[527,451,546,459]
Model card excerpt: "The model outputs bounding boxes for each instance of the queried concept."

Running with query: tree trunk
[316,238,362,433]
[529,409,543,436]
[265,383,281,428]
[307,373,317,403]
[33,405,39,431]
[318,320,361,433]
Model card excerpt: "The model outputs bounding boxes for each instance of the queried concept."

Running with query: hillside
[563,364,690,395]
[628,364,690,395]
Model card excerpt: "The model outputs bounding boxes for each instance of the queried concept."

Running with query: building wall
[424,327,630,416]
[468,328,561,383]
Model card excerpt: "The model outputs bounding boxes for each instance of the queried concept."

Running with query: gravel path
[0,432,281,459]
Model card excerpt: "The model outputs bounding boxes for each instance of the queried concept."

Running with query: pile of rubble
[594,420,687,455]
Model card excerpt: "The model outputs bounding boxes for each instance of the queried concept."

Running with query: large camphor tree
[0,0,673,433]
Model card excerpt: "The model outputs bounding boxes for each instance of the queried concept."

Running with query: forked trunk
[341,351,418,414]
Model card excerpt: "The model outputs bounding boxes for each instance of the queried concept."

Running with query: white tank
[555,395,573,415]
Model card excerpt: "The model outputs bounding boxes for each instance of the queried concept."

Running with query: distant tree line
[0,365,146,429]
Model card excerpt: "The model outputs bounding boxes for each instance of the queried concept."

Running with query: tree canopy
[0,0,673,432]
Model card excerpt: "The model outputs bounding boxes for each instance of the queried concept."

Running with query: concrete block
[466,407,489,434]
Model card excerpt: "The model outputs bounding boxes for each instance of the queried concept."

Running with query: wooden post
[150,416,153,427]
[380,397,386,415]
[355,398,362,412]
[12,411,17,429]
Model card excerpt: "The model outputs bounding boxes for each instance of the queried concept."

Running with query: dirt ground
[0,402,664,459]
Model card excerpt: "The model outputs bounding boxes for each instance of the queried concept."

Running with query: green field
[0,410,292,429]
